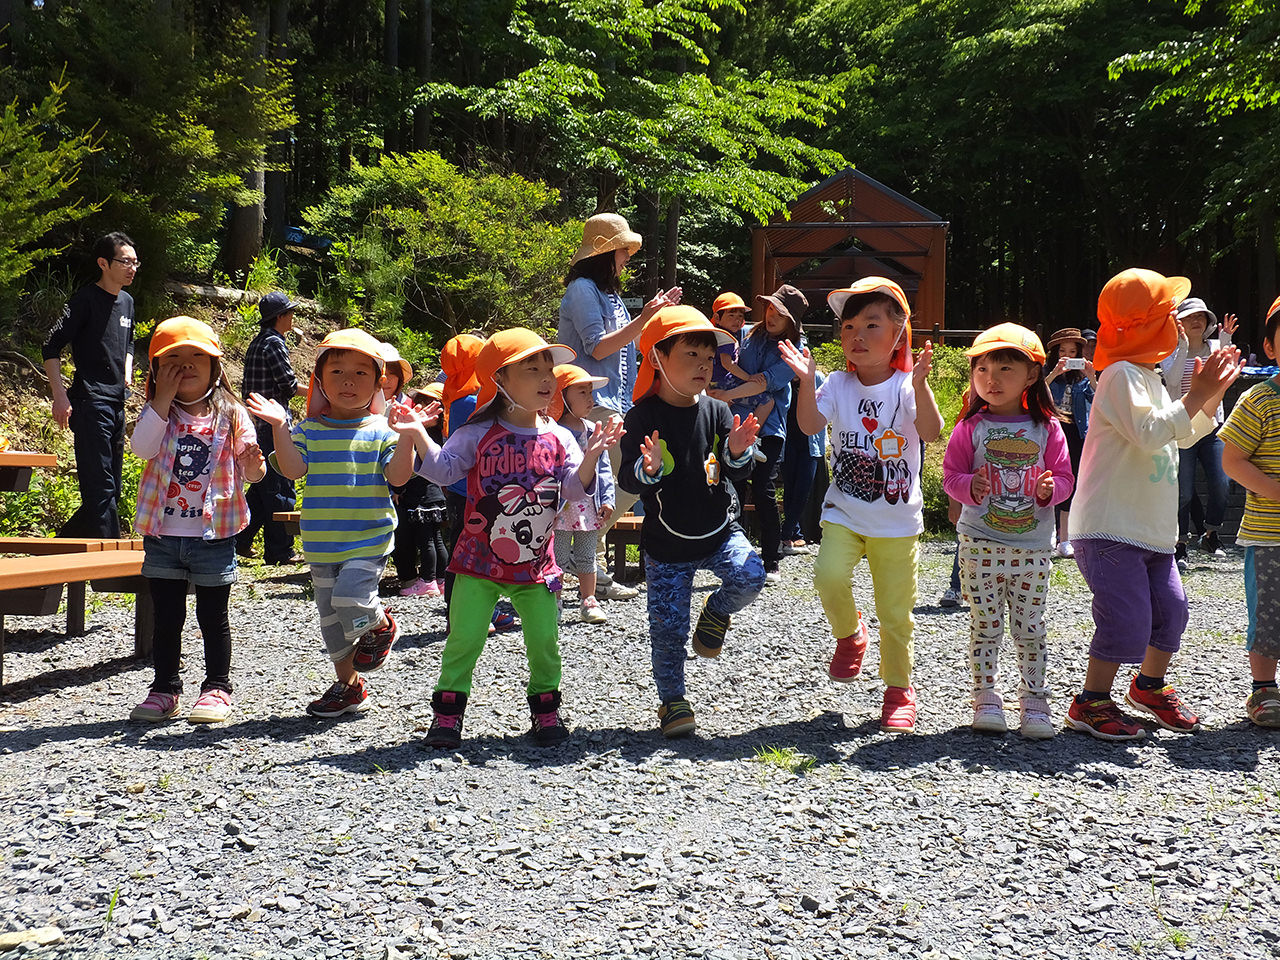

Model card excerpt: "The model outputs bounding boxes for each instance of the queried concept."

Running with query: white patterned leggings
[958,535,1052,699]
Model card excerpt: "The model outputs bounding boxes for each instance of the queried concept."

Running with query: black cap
[258,291,299,323]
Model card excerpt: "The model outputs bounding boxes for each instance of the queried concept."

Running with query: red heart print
[862,417,878,433]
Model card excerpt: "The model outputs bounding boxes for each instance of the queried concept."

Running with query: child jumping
[552,363,616,624]
[248,328,416,718]
[1218,294,1280,728]
[1066,268,1240,740]
[780,276,942,733]
[617,306,765,738]
[942,324,1073,738]
[396,328,622,748]
[129,317,264,723]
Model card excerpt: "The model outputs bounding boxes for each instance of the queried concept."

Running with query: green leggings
[436,573,562,695]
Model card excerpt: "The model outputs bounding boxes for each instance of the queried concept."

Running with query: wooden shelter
[751,169,949,335]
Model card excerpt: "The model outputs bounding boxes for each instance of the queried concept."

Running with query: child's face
[714,308,747,334]
[160,345,214,403]
[972,353,1039,415]
[498,350,557,412]
[763,303,791,337]
[840,301,903,375]
[656,336,715,397]
[563,382,595,419]
[382,371,403,400]
[1264,326,1280,362]
[1058,342,1080,360]
[320,350,382,416]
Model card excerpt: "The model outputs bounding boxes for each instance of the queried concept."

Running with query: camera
[1064,357,1086,371]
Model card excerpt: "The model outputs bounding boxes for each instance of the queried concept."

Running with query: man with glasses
[42,231,138,537]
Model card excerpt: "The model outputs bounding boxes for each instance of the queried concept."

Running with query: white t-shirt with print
[816,369,923,538]
[161,408,216,538]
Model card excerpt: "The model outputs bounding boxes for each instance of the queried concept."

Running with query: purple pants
[1074,538,1188,664]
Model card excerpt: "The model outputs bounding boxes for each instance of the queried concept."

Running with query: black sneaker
[527,691,570,746]
[306,677,370,718]
[352,613,400,673]
[427,690,467,748]
[1174,541,1188,573]
[1200,530,1225,557]
[692,599,730,659]
[658,698,696,738]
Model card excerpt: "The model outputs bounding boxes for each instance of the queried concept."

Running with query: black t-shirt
[42,283,135,401]
[619,394,749,563]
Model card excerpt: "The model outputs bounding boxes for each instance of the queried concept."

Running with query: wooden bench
[0,550,150,687]
[0,451,57,493]
[273,510,301,536]
[605,504,757,583]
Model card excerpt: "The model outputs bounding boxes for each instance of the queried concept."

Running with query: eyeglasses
[112,258,141,269]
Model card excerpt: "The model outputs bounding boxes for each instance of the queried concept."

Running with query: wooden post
[66,582,86,636]
[751,228,766,304]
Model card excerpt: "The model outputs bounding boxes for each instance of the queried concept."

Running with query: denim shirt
[1050,375,1094,438]
[732,329,795,440]
[557,277,637,416]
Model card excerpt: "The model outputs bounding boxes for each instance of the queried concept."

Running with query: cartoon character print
[976,426,1043,535]
[472,478,558,565]
[165,431,212,518]
[831,395,913,505]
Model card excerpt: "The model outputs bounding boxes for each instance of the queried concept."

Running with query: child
[395,328,622,748]
[551,363,616,624]
[780,276,942,733]
[709,292,773,429]
[248,328,416,718]
[1065,268,1240,740]
[129,317,265,723]
[942,324,1073,738]
[1218,294,1280,728]
[1044,327,1097,558]
[617,306,766,738]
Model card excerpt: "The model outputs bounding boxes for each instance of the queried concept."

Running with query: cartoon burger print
[981,428,1042,534]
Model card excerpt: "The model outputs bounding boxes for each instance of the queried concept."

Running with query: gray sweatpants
[311,557,388,662]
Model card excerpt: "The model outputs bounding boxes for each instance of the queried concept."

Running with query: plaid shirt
[241,326,298,406]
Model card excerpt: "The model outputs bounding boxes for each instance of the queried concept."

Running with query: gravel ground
[1,540,1278,960]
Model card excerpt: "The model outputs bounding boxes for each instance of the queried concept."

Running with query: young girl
[780,277,942,733]
[129,317,264,723]
[1044,328,1097,558]
[392,328,623,747]
[1066,269,1241,740]
[552,363,616,624]
[942,324,1073,738]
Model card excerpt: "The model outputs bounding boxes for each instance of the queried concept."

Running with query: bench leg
[134,581,153,660]
[1,615,5,688]
[66,582,86,636]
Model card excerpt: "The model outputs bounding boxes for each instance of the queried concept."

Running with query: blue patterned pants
[645,529,765,702]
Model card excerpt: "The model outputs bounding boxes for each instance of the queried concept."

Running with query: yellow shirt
[1219,378,1280,545]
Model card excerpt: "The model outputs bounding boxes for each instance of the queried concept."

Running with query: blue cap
[258,291,299,323]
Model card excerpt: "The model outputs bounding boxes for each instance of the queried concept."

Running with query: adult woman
[710,283,808,582]
[1044,327,1097,558]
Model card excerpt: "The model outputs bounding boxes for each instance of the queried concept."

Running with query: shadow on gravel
[0,652,144,706]
[393,628,447,652]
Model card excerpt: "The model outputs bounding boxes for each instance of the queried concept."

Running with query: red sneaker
[828,614,869,682]
[352,612,400,673]
[880,685,917,733]
[1124,679,1201,732]
[1064,696,1145,740]
[306,677,370,718]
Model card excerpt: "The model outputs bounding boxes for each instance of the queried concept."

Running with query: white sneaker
[972,691,1007,733]
[579,596,607,624]
[1056,541,1074,558]
[1019,697,1055,739]
[939,587,962,608]
[596,580,639,600]
[187,689,232,724]
[764,570,781,585]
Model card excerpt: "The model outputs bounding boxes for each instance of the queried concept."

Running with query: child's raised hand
[586,415,624,460]
[727,413,760,458]
[246,393,288,428]
[778,339,816,381]
[1186,345,1243,416]
[1034,469,1054,502]
[1221,312,1239,338]
[912,340,935,387]
[639,430,663,476]
[970,470,990,501]
[153,359,183,403]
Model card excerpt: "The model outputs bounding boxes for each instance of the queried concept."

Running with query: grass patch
[751,745,817,776]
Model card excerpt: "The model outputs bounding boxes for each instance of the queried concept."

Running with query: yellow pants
[813,522,918,689]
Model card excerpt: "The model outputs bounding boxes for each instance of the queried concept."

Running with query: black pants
[236,420,296,561]
[148,578,233,695]
[735,435,785,572]
[393,503,448,582]
[61,395,125,538]
[442,489,466,614]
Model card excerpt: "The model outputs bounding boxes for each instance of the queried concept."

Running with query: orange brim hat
[1267,296,1280,326]
[965,323,1046,364]
[376,341,413,389]
[632,305,735,403]
[711,291,751,316]
[472,328,575,414]
[146,316,224,398]
[550,363,608,420]
[440,333,485,436]
[412,381,445,405]
[307,327,388,417]
[1095,268,1191,370]
[827,277,914,373]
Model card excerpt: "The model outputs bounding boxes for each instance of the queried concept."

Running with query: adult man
[42,232,138,537]
[237,290,306,563]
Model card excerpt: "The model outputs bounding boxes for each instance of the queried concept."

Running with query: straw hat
[569,213,642,267]
[632,306,735,402]
[1095,268,1190,370]
[1046,327,1087,351]
[472,328,575,413]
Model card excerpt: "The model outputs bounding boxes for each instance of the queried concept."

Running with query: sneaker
[828,615,869,681]
[427,690,467,748]
[130,691,179,722]
[1056,540,1074,558]
[596,580,640,601]
[491,610,518,631]
[431,580,446,596]
[971,691,1007,733]
[1245,686,1280,728]
[1175,541,1188,574]
[1125,678,1202,732]
[780,540,809,556]
[1064,696,1145,740]
[752,447,768,463]
[691,598,731,658]
[1019,697,1055,739]
[1200,530,1226,557]
[880,686,917,733]
[399,578,433,597]
[579,596,607,624]
[352,613,400,673]
[658,698,696,738]
[938,587,962,608]
[527,691,570,746]
[187,688,232,724]
[306,678,370,718]
[763,569,781,585]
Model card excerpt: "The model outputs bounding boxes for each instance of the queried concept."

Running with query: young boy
[709,292,773,430]
[618,306,766,738]
[248,328,416,717]
[1219,294,1280,728]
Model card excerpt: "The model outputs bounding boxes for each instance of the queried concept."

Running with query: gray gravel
[1,541,1277,960]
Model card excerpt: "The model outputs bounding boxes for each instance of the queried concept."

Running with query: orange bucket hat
[826,276,914,373]
[1095,268,1191,370]
[549,363,608,420]
[440,334,484,435]
[966,323,1046,365]
[472,328,575,415]
[307,328,388,417]
[146,316,224,398]
[710,292,751,317]
[633,305,735,403]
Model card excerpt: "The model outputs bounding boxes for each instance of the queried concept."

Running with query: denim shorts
[141,535,238,587]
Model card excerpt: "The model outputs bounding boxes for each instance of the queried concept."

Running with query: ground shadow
[0,652,143,705]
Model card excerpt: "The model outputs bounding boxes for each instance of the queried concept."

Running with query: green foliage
[811,339,845,374]
[922,343,970,533]
[751,745,818,776]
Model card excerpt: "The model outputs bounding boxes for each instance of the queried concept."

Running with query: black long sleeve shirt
[42,283,135,402]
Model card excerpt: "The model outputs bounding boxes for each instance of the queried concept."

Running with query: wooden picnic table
[0,451,57,493]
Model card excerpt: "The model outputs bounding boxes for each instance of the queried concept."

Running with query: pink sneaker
[130,691,179,722]
[425,580,443,597]
[400,578,432,597]
[188,688,232,724]
[880,686,917,733]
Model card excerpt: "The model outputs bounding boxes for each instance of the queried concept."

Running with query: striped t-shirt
[284,415,399,564]
[1219,379,1280,545]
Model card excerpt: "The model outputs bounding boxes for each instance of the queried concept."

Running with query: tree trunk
[0,0,23,66]
[643,191,661,298]
[413,0,432,149]
[1259,207,1276,333]
[264,0,290,248]
[662,196,680,290]
[384,0,400,152]
[224,2,270,276]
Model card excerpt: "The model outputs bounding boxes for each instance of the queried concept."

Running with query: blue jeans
[780,439,819,543]
[1178,431,1228,534]
[644,529,765,702]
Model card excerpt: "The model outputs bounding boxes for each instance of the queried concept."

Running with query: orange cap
[711,292,751,317]
[472,328,575,414]
[149,316,222,363]
[440,334,484,435]
[1095,268,1191,370]
[412,381,445,405]
[307,328,388,417]
[827,276,914,374]
[965,323,1046,364]
[632,305,735,403]
[376,341,413,390]
[1267,295,1280,326]
[549,363,608,420]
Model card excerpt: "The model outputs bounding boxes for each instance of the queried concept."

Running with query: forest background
[1,0,1277,533]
